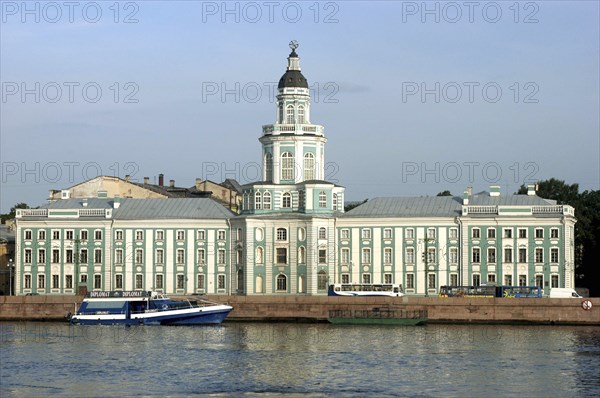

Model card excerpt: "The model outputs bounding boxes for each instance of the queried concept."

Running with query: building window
[472,248,480,263]
[518,248,527,263]
[487,228,496,239]
[218,275,226,290]
[427,228,436,239]
[298,105,305,123]
[282,192,292,208]
[504,228,513,238]
[52,275,59,289]
[535,248,543,263]
[177,275,185,289]
[177,249,185,264]
[362,274,371,284]
[52,230,60,240]
[304,153,315,181]
[406,274,414,289]
[488,274,496,284]
[38,274,45,289]
[505,275,513,286]
[276,248,287,264]
[318,191,327,208]
[218,230,226,240]
[80,249,88,264]
[341,274,350,284]
[449,228,458,239]
[265,152,273,181]
[263,192,272,210]
[362,248,371,264]
[197,249,205,264]
[81,274,87,283]
[341,229,350,239]
[427,247,436,263]
[535,275,543,288]
[197,274,205,289]
[25,230,33,240]
[24,249,32,264]
[38,230,46,240]
[551,275,559,288]
[115,230,123,240]
[176,230,185,240]
[519,274,527,286]
[449,247,458,264]
[384,273,392,284]
[94,274,102,289]
[450,273,458,286]
[276,274,287,291]
[504,248,513,263]
[488,247,496,263]
[384,248,392,264]
[66,230,74,240]
[405,228,415,239]
[156,249,164,264]
[550,228,559,239]
[52,249,60,263]
[156,230,164,240]
[317,270,327,290]
[195,230,204,241]
[135,249,143,264]
[281,152,295,181]
[341,248,349,265]
[135,274,143,289]
[518,228,527,239]
[361,229,371,239]
[428,274,436,289]
[66,275,73,289]
[472,228,480,239]
[406,247,415,264]
[550,248,559,263]
[298,247,306,263]
[38,249,46,263]
[135,230,143,240]
[535,228,544,239]
[383,228,392,239]
[115,274,123,289]
[155,274,163,290]
[472,274,481,287]
[94,230,102,240]
[217,249,226,264]
[80,230,88,240]
[115,249,123,264]
[333,194,338,211]
[286,105,294,124]
[256,247,264,264]
[255,192,262,210]
[276,228,287,241]
[318,227,327,239]
[319,249,327,263]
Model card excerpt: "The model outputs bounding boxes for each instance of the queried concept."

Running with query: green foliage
[1,203,29,224]
[344,199,368,213]
[436,190,452,196]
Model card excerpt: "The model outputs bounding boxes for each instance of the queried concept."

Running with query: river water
[1,322,599,397]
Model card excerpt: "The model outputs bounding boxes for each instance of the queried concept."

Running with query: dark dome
[278,70,308,89]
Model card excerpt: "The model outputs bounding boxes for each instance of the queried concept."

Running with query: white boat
[328,283,405,297]
[69,291,232,325]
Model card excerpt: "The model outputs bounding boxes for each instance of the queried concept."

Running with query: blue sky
[1,0,599,212]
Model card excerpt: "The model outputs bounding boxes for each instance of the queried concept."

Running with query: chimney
[196,178,202,191]
[527,184,536,196]
[158,174,164,186]
[466,186,472,196]
[169,179,175,188]
[113,197,121,209]
[125,174,131,182]
[82,198,88,207]
[144,176,149,184]
[463,190,469,205]
[490,185,500,197]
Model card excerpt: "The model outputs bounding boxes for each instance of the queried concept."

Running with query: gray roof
[42,198,234,220]
[344,194,559,218]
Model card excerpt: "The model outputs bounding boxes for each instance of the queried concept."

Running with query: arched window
[304,153,315,181]
[243,192,249,210]
[265,153,273,181]
[256,247,264,264]
[298,105,305,124]
[276,228,287,241]
[333,193,338,211]
[255,192,262,210]
[286,105,294,124]
[281,152,295,181]
[298,246,306,263]
[282,192,292,208]
[318,191,327,208]
[279,102,284,123]
[263,192,271,210]
[318,227,327,239]
[276,274,287,291]
[317,270,328,291]
[237,270,244,293]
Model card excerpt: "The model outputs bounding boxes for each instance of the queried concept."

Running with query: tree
[436,190,452,196]
[517,178,579,205]
[344,199,368,213]
[1,203,29,224]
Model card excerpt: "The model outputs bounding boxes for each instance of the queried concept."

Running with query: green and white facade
[13,45,576,296]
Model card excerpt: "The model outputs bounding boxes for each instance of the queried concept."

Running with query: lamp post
[8,258,14,296]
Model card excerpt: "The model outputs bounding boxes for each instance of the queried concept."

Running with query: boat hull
[71,307,232,326]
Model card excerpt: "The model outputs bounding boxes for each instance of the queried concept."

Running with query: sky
[1,0,599,213]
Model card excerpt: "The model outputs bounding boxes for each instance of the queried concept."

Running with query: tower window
[298,105,305,123]
[304,153,315,181]
[282,192,292,208]
[281,152,295,181]
[286,105,294,124]
[318,191,327,208]
[265,153,273,181]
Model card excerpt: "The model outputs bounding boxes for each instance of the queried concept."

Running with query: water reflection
[1,322,599,397]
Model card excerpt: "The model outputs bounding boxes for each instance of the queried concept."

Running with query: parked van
[549,288,582,298]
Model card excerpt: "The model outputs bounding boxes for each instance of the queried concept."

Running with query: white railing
[18,209,48,217]
[466,206,498,214]
[262,124,324,135]
[79,209,106,217]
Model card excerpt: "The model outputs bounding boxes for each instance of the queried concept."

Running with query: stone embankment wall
[1,295,598,325]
